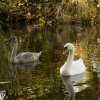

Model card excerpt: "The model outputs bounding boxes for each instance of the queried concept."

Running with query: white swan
[60,43,86,76]
[8,36,42,64]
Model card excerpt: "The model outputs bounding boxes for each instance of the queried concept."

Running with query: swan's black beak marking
[62,47,67,55]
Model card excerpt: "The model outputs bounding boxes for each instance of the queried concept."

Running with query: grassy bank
[0,0,100,25]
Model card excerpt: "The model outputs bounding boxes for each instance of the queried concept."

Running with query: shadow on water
[0,24,100,100]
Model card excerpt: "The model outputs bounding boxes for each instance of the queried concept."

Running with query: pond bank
[1,0,100,26]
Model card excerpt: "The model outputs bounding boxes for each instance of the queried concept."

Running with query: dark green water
[0,24,100,100]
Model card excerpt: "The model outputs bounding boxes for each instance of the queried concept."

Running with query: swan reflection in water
[61,73,87,100]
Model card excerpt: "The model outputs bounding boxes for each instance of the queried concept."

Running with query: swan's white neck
[60,49,74,76]
[66,50,74,66]
[10,41,18,62]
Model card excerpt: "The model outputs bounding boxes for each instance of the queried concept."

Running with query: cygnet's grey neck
[10,41,18,62]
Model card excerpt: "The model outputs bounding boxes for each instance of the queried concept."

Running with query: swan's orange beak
[62,47,67,55]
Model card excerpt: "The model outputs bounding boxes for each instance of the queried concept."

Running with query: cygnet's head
[62,43,74,55]
[6,36,18,43]
[10,36,18,43]
[5,36,17,44]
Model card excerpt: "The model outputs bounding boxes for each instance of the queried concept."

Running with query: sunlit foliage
[0,0,100,24]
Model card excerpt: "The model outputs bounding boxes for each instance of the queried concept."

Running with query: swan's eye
[63,47,67,50]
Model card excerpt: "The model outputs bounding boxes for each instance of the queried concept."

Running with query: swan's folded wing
[16,52,33,59]
[71,58,86,74]
[16,52,40,63]
[15,52,35,63]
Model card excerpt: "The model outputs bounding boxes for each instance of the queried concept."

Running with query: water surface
[0,24,100,100]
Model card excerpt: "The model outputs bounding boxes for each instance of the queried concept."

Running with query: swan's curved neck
[60,47,75,76]
[10,41,18,62]
[66,50,74,65]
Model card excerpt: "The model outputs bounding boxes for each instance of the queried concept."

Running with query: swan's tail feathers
[39,51,42,56]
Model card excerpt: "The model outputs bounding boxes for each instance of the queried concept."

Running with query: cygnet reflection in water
[12,60,41,87]
[13,60,41,70]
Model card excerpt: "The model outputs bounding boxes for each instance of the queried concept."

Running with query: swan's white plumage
[60,43,86,76]
[71,59,86,74]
